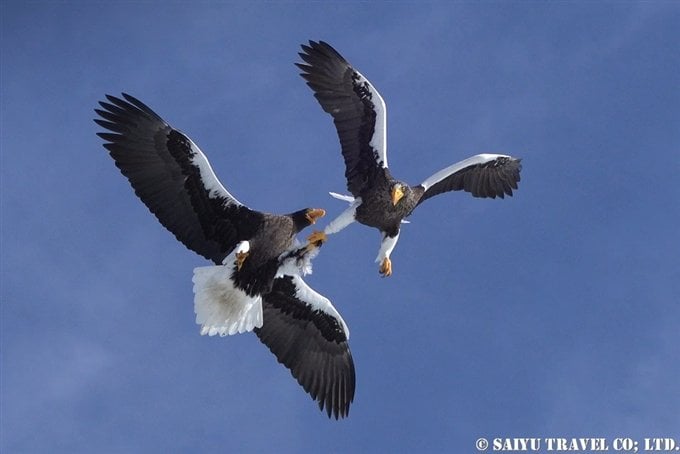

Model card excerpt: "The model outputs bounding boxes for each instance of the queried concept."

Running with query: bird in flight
[297,41,522,277]
[95,93,354,418]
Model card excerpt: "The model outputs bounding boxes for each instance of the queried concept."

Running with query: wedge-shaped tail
[193,264,263,336]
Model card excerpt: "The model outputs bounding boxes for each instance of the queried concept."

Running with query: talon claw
[307,230,327,246]
[235,251,249,270]
[379,257,392,277]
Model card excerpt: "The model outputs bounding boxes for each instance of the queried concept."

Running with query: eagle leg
[235,250,249,270]
[379,257,393,277]
[307,230,328,246]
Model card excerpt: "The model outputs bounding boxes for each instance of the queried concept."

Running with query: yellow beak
[305,208,326,224]
[391,186,405,206]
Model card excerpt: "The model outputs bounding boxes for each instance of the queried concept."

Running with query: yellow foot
[307,230,328,246]
[379,257,393,277]
[235,251,249,270]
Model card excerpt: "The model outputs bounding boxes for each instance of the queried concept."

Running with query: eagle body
[355,173,421,237]
[232,210,309,296]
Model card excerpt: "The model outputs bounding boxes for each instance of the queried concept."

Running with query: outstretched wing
[297,40,387,197]
[416,154,522,206]
[255,274,355,419]
[95,93,263,264]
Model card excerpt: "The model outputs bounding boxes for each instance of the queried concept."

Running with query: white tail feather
[192,265,263,336]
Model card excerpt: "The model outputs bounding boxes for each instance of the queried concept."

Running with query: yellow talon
[235,251,249,270]
[307,230,328,246]
[379,257,393,277]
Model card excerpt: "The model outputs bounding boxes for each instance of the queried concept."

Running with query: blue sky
[2,2,679,452]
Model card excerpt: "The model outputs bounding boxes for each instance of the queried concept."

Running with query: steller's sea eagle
[297,41,522,277]
[95,93,354,419]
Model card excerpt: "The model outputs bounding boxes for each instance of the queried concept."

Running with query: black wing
[416,154,522,206]
[95,93,263,264]
[255,275,355,419]
[297,40,388,197]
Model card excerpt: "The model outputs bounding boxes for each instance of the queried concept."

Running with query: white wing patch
[329,192,356,203]
[187,137,245,207]
[419,153,512,191]
[324,197,361,235]
[291,275,350,339]
[273,241,348,338]
[193,246,262,336]
[354,69,388,169]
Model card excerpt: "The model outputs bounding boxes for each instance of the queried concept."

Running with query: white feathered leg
[375,230,400,277]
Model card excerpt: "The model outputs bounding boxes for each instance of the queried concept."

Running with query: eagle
[95,93,354,418]
[297,41,522,276]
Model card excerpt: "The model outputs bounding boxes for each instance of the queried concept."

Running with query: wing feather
[255,275,355,419]
[416,154,522,206]
[297,40,387,196]
[95,93,263,263]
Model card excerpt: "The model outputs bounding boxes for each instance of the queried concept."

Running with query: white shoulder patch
[354,69,388,169]
[291,275,350,339]
[324,197,361,235]
[329,192,356,203]
[187,138,245,207]
[419,153,512,191]
[420,153,510,191]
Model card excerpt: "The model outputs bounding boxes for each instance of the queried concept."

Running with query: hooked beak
[391,186,405,206]
[305,208,326,224]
